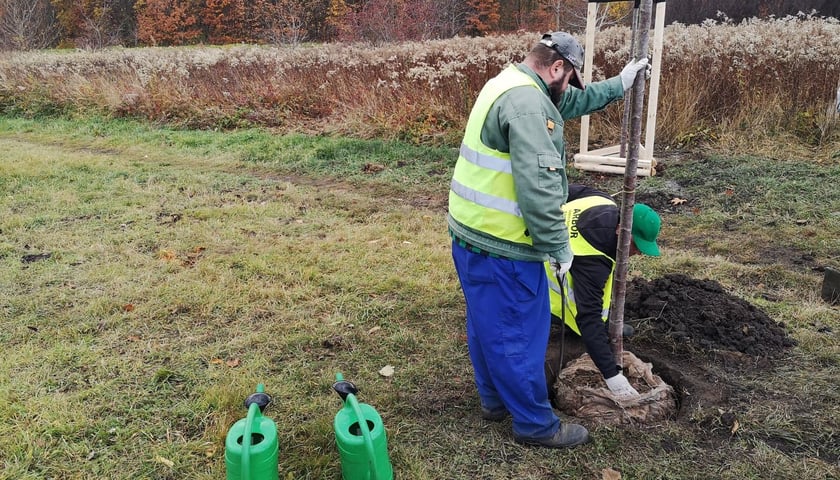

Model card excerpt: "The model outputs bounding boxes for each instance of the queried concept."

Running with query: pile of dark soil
[624,273,797,357]
[546,272,799,424]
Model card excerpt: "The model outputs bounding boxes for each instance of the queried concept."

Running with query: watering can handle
[240,384,265,480]
[334,373,383,480]
[347,394,380,480]
[241,402,261,479]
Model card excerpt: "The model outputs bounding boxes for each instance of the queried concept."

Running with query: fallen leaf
[363,163,386,173]
[724,187,735,196]
[378,365,395,377]
[669,197,687,205]
[158,249,177,261]
[21,252,52,263]
[731,419,740,435]
[602,467,622,480]
[367,326,381,335]
[210,358,224,365]
[322,335,346,349]
[205,446,217,458]
[154,455,174,468]
[123,304,135,312]
[182,247,205,267]
[225,358,241,368]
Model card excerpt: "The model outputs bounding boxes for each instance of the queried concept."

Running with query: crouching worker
[546,184,662,398]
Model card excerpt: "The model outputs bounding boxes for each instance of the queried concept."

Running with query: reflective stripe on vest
[448,65,539,245]
[547,195,617,335]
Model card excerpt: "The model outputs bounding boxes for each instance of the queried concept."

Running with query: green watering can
[225,384,279,480]
[332,373,393,480]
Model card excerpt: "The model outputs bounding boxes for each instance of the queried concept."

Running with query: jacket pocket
[537,152,566,190]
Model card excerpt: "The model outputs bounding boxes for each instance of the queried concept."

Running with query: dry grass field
[1,15,838,152]
[1,14,839,480]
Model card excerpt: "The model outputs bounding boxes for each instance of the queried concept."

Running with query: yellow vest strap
[458,142,513,174]
[450,178,523,218]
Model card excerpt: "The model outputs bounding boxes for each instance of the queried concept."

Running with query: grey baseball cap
[540,32,585,90]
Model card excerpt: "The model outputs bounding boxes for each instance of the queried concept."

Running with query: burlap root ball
[554,351,677,425]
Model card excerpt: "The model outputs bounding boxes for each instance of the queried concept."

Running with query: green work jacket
[448,63,624,263]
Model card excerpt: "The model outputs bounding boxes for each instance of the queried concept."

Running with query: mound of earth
[624,273,797,357]
[546,273,799,425]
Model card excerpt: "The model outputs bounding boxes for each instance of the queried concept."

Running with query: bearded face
[549,80,566,104]
[548,66,574,104]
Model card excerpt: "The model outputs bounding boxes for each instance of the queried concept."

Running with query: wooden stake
[573,164,654,176]
[579,2,599,156]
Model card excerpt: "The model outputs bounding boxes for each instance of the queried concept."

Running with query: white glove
[620,57,650,90]
[605,373,639,398]
[548,257,572,279]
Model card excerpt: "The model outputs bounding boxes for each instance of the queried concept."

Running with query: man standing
[546,184,662,399]
[448,32,648,448]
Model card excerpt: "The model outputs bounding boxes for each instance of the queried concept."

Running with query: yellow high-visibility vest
[546,195,617,334]
[448,65,539,245]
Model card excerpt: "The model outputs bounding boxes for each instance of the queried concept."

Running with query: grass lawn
[1,115,838,479]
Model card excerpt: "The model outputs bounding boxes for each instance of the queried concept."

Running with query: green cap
[632,204,661,256]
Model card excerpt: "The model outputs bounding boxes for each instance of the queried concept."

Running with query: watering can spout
[333,374,359,401]
[245,384,272,413]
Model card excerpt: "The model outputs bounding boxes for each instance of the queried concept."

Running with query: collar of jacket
[514,63,550,97]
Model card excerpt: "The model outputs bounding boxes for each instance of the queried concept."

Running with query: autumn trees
[48,0,137,47]
[0,0,837,50]
[0,0,596,50]
[135,0,201,46]
[465,0,501,36]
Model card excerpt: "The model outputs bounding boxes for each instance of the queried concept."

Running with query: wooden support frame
[574,1,667,177]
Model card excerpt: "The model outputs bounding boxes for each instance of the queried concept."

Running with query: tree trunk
[619,6,639,158]
[609,0,652,369]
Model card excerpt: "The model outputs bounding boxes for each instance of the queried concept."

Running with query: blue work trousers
[452,241,559,439]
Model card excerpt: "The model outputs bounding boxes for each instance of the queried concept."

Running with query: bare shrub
[0,0,59,51]
[259,0,308,46]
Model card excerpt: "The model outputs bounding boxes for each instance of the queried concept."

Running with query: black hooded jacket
[555,184,621,378]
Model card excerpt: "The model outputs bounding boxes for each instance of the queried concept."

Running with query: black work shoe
[514,423,590,448]
[480,406,509,422]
